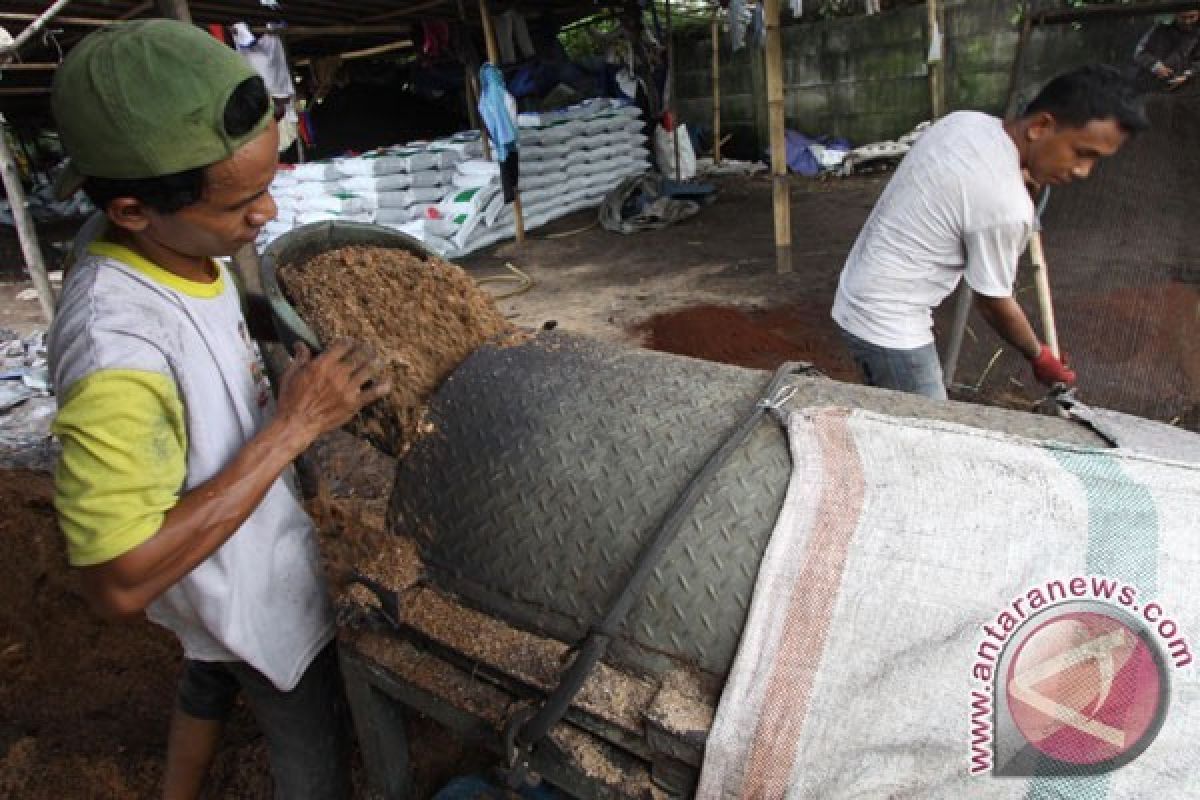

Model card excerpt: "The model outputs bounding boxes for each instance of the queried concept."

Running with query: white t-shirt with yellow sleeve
[48,241,332,691]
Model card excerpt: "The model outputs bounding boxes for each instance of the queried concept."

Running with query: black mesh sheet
[953,84,1200,430]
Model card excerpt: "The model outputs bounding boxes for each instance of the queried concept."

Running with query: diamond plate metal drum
[388,334,787,678]
[388,333,1106,680]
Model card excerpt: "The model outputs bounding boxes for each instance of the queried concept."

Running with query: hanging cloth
[232,22,293,100]
[729,0,748,52]
[477,63,520,201]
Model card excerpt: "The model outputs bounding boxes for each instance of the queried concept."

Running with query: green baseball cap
[51,19,270,199]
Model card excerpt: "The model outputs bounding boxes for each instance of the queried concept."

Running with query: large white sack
[457,159,502,177]
[295,210,375,225]
[288,162,341,181]
[274,192,378,214]
[451,171,498,190]
[376,187,444,209]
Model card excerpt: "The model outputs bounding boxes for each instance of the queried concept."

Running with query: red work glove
[1031,344,1076,387]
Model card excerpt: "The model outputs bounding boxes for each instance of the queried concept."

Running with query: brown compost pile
[279,245,517,457]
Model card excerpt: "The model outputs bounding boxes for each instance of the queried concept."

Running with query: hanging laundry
[790,0,803,16]
[493,10,534,64]
[729,0,748,52]
[231,22,293,100]
[750,4,766,49]
[477,64,520,202]
[865,0,881,14]
[206,24,228,44]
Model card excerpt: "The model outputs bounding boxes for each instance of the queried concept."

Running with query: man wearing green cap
[47,19,387,799]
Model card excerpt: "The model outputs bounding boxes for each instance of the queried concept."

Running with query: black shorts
[177,641,351,800]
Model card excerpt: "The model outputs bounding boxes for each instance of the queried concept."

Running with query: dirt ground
[1,165,1196,796]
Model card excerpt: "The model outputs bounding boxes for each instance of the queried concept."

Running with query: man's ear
[1026,111,1057,142]
[105,197,152,233]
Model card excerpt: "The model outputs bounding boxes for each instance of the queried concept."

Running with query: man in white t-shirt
[48,21,390,799]
[832,65,1147,400]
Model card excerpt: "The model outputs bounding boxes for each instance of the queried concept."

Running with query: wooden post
[478,0,525,243]
[0,116,56,322]
[155,0,192,23]
[456,0,491,161]
[712,12,722,165]
[764,0,791,274]
[667,0,680,180]
[927,0,945,119]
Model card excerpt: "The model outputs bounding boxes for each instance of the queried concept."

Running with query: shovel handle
[1029,231,1060,360]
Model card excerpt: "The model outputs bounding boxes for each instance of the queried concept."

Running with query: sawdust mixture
[0,469,275,798]
[280,245,520,457]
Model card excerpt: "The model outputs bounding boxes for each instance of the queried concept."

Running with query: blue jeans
[838,325,948,401]
[177,641,351,800]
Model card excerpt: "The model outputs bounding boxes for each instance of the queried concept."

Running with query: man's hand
[1031,344,1076,387]
[274,339,392,453]
[1168,71,1192,90]
[1153,61,1175,79]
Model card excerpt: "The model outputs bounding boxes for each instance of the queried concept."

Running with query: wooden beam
[155,0,191,24]
[477,0,524,243]
[764,0,791,274]
[359,0,447,24]
[0,114,56,322]
[248,24,413,37]
[0,62,58,70]
[1034,0,1200,25]
[0,13,107,26]
[118,1,154,20]
[292,39,413,67]
[0,87,53,95]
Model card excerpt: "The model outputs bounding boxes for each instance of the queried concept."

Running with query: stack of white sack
[259,139,468,243]
[257,98,651,259]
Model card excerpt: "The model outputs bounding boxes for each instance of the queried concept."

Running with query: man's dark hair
[1024,64,1149,133]
[82,75,270,214]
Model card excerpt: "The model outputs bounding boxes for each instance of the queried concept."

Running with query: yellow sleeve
[52,370,188,567]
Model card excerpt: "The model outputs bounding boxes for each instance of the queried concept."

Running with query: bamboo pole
[478,0,524,243]
[0,12,109,28]
[1,0,73,57]
[667,0,680,180]
[941,284,972,388]
[712,11,722,165]
[0,116,56,322]
[456,0,491,161]
[467,71,491,161]
[926,0,944,119]
[764,0,791,274]
[249,24,412,37]
[292,39,413,66]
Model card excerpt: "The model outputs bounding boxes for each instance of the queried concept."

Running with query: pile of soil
[0,462,482,797]
[0,469,273,798]
[280,246,518,457]
[635,302,860,381]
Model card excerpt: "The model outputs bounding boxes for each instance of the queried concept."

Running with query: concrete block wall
[674,0,1152,156]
